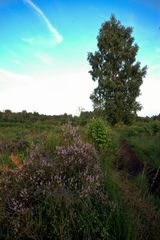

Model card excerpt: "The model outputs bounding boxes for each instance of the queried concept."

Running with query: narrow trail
[117,139,160,196]
[112,139,160,240]
[117,139,144,176]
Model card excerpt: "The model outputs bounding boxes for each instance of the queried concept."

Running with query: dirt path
[113,139,160,239]
[117,139,144,176]
[118,139,160,196]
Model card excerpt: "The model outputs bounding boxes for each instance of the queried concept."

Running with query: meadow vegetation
[0,116,160,239]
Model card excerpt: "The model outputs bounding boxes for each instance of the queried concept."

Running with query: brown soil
[117,139,144,176]
[147,167,160,196]
[117,139,160,196]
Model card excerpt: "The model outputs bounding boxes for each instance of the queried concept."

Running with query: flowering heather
[0,124,113,239]
[57,140,101,197]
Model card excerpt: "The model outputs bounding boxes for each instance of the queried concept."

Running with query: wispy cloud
[23,0,63,44]
[22,37,34,44]
[0,68,31,84]
[22,36,58,47]
[35,52,53,64]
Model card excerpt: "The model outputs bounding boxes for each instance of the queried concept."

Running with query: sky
[0,0,159,116]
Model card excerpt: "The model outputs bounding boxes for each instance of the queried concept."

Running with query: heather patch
[0,124,113,239]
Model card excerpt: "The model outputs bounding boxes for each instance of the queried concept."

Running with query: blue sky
[0,0,159,116]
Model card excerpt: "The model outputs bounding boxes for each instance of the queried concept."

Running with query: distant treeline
[0,110,159,125]
[0,110,95,126]
[136,114,160,122]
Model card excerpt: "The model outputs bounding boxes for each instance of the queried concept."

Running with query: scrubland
[0,119,160,239]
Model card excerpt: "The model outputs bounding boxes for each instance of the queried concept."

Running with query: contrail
[23,0,63,43]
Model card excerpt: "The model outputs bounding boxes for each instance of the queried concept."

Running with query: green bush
[124,121,160,138]
[87,119,111,151]
[147,121,160,134]
[124,125,144,137]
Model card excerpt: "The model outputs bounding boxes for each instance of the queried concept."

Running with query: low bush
[87,118,111,152]
[123,121,160,138]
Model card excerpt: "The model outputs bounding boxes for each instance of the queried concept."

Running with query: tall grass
[120,121,160,168]
[126,135,160,169]
[101,151,139,240]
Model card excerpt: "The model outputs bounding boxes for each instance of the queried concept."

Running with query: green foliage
[88,15,147,125]
[134,174,149,196]
[146,121,160,134]
[124,125,145,137]
[118,121,160,170]
[133,171,160,213]
[87,118,110,151]
[127,135,160,169]
[122,120,160,138]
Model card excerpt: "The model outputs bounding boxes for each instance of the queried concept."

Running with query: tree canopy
[88,15,147,124]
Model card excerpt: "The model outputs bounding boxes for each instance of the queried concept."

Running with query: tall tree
[88,15,147,124]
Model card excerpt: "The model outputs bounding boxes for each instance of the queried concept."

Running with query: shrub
[87,118,111,151]
[124,125,144,137]
[147,121,160,134]
[124,121,160,138]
